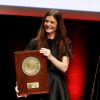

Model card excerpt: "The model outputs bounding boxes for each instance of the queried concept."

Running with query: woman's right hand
[15,85,27,98]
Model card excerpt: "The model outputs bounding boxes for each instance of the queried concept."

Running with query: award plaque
[14,50,49,96]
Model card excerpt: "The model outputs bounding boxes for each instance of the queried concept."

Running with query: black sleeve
[66,38,72,58]
[25,38,37,50]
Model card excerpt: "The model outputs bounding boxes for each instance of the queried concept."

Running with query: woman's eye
[51,21,54,24]
[45,20,49,23]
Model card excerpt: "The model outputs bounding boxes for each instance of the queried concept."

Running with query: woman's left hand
[39,48,52,58]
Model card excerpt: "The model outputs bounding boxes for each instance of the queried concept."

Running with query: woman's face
[44,16,57,35]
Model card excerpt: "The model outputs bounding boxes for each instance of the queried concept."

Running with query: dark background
[0,15,100,100]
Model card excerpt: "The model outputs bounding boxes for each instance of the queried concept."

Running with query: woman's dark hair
[36,9,71,60]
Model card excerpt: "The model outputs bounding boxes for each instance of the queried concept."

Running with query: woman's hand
[39,48,52,59]
[39,48,69,73]
[15,85,27,98]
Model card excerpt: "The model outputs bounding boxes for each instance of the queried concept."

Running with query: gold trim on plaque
[22,56,40,76]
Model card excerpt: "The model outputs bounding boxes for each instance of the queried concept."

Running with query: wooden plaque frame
[14,50,49,96]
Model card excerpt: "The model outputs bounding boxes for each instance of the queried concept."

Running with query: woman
[15,9,72,100]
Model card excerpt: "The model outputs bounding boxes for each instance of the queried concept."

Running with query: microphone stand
[90,56,100,100]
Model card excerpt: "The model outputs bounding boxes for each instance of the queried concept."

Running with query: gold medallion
[22,57,40,76]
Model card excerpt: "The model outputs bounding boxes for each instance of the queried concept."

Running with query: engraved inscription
[27,82,39,89]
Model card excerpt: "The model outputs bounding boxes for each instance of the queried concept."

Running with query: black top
[25,38,72,71]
